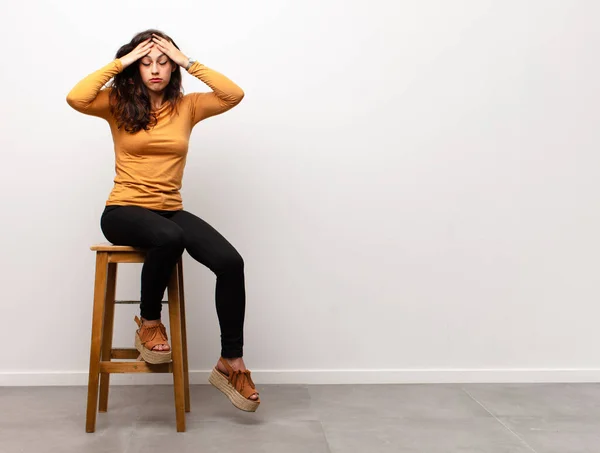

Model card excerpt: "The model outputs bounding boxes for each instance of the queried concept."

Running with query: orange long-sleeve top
[66,58,244,210]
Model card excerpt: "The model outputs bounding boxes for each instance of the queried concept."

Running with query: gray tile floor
[1,383,600,452]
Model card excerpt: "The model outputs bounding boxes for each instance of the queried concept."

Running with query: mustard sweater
[66,59,244,210]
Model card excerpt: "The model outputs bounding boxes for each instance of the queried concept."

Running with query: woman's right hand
[118,38,153,69]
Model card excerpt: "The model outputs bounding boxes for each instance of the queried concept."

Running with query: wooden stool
[86,243,190,433]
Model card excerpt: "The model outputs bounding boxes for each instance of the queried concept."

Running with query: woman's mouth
[150,79,162,82]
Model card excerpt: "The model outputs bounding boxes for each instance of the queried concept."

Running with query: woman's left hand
[151,34,189,68]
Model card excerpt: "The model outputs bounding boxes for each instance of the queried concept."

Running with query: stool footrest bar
[100,361,172,373]
[114,300,168,305]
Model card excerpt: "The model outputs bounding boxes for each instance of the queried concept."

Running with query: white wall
[1,0,599,385]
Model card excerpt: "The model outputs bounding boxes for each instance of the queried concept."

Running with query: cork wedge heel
[209,357,260,412]
[134,316,172,364]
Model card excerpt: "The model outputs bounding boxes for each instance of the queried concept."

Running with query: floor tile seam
[461,387,538,453]
[315,418,335,453]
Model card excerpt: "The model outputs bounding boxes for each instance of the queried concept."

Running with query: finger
[137,44,152,54]
[138,47,152,58]
[152,36,171,47]
[136,41,153,52]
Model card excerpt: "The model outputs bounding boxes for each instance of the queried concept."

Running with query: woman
[66,29,259,412]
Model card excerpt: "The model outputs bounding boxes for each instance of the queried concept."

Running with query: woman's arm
[186,61,245,125]
[149,33,244,126]
[65,59,123,119]
[66,38,154,119]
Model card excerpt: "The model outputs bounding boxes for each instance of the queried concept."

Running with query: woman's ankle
[221,357,246,371]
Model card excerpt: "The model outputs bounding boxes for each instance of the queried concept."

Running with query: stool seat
[90,243,144,252]
[86,243,189,433]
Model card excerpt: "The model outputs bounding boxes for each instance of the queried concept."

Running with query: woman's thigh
[100,205,184,247]
[169,210,243,273]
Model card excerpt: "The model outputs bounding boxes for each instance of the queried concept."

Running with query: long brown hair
[109,29,183,133]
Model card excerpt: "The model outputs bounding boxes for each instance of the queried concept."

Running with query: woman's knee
[214,252,244,275]
[154,227,185,250]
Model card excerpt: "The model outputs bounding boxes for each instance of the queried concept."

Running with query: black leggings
[100,205,245,358]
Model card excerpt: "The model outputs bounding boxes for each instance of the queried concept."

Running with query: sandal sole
[208,367,260,412]
[135,333,172,364]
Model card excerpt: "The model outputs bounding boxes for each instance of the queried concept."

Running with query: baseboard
[2,369,600,386]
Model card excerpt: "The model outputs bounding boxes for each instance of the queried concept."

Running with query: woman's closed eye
[142,62,168,66]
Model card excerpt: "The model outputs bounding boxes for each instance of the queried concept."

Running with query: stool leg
[86,252,109,433]
[99,262,117,412]
[168,264,186,432]
[177,258,191,412]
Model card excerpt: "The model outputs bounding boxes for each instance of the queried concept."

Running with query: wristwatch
[186,58,196,70]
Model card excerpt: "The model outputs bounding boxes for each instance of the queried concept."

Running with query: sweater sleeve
[185,62,245,126]
[66,59,123,120]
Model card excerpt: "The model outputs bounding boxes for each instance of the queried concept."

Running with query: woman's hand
[119,38,154,69]
[151,33,189,68]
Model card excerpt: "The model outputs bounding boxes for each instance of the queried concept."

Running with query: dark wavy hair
[109,29,184,133]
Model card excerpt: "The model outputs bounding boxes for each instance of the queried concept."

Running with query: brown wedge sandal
[134,316,172,364]
[209,357,260,412]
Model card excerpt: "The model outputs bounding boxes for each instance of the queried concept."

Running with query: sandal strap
[219,357,259,398]
[219,356,235,375]
[135,316,169,350]
[230,370,258,398]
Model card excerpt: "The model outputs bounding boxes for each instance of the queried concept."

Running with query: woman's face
[138,45,175,94]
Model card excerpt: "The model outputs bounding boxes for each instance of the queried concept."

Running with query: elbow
[66,91,90,113]
[221,89,244,110]
[233,88,245,106]
[66,92,80,110]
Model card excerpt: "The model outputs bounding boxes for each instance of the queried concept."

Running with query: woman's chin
[146,85,165,93]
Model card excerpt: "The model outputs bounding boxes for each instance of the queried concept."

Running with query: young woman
[66,29,259,412]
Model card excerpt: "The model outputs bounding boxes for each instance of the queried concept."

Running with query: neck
[149,91,165,110]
